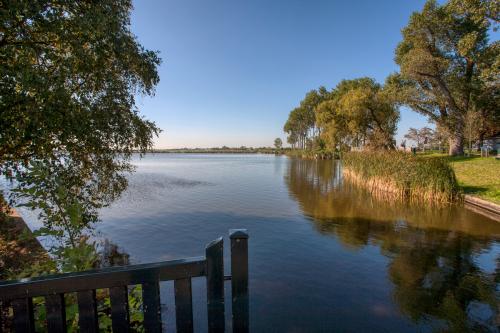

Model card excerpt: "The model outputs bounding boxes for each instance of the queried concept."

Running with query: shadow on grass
[461,185,489,195]
[445,156,479,162]
[418,154,480,162]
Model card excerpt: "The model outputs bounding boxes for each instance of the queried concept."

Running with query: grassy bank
[416,153,500,204]
[448,156,500,204]
[342,151,462,203]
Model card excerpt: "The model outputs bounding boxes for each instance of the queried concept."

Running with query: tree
[287,133,298,149]
[392,0,499,155]
[432,123,450,152]
[316,78,399,150]
[283,87,331,150]
[1,1,161,255]
[404,127,436,151]
[284,107,309,149]
[274,138,283,150]
[464,109,481,154]
[299,87,330,137]
[404,128,422,149]
[419,127,435,151]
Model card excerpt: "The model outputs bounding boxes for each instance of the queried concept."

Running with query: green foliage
[95,286,144,332]
[403,126,439,151]
[315,78,399,151]
[55,238,99,273]
[283,88,330,149]
[0,0,161,257]
[274,137,283,150]
[29,286,145,332]
[391,0,499,155]
[342,151,462,203]
[283,107,310,149]
[284,78,399,153]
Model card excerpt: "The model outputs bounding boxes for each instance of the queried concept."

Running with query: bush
[342,151,462,203]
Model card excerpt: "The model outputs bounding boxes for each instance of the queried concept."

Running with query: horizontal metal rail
[0,256,206,301]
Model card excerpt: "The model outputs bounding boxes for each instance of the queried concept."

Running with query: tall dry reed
[342,151,462,203]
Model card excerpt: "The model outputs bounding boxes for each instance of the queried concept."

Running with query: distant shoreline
[144,148,285,154]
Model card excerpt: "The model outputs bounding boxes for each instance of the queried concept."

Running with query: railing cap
[229,229,249,239]
[206,236,223,250]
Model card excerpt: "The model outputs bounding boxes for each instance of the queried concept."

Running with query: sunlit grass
[447,156,500,204]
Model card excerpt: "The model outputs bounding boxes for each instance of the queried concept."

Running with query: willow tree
[316,78,399,151]
[393,0,499,155]
[0,1,161,255]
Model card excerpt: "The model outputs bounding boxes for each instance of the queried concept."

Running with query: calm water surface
[21,154,500,332]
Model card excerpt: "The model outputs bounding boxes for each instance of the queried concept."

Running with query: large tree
[1,1,161,250]
[316,78,399,150]
[393,0,499,155]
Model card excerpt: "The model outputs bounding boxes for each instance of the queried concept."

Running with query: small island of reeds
[342,151,463,204]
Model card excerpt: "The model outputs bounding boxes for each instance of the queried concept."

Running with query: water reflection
[285,158,500,331]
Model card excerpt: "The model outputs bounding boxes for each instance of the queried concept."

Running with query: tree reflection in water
[285,158,500,332]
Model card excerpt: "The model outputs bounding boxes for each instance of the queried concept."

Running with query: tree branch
[415,71,462,113]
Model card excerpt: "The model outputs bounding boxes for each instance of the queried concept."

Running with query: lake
[17,154,500,332]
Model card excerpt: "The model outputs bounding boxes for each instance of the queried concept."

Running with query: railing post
[12,298,35,333]
[142,280,162,333]
[206,237,225,333]
[45,293,67,332]
[77,290,99,333]
[229,229,249,333]
[174,278,193,333]
[109,286,130,333]
[0,301,3,333]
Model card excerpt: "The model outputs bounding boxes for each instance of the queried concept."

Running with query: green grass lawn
[447,156,500,204]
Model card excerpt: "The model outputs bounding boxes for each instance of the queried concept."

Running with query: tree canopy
[284,78,399,152]
[0,0,161,256]
[316,78,399,150]
[390,0,499,155]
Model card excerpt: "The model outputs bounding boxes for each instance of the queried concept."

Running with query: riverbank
[0,208,54,280]
[447,156,500,205]
[285,150,500,204]
[464,195,500,221]
[285,149,336,159]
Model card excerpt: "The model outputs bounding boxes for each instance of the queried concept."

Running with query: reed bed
[342,151,463,204]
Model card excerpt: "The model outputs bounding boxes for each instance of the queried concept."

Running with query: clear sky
[131,0,433,148]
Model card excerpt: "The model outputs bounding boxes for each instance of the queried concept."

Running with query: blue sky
[131,0,432,148]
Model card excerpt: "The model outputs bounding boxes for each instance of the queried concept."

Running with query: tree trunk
[478,131,485,152]
[448,132,464,156]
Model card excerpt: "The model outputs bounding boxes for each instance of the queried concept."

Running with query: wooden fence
[0,229,249,333]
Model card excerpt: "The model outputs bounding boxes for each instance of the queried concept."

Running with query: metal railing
[0,229,249,333]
